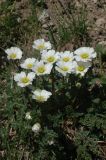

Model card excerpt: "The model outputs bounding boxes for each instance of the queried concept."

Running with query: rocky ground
[0,0,106,50]
[41,0,106,48]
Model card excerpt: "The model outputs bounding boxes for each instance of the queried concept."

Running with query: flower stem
[51,67,55,95]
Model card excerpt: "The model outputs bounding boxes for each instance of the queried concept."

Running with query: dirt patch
[40,0,106,48]
[0,0,106,50]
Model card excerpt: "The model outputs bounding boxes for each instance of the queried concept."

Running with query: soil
[43,0,106,48]
[0,0,106,49]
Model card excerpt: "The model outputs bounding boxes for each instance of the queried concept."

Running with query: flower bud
[76,82,81,88]
[48,140,54,145]
[25,112,32,120]
[32,123,41,133]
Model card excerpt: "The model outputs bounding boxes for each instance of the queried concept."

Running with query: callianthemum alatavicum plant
[14,72,35,87]
[41,50,59,64]
[32,89,52,103]
[59,51,74,63]
[73,61,91,76]
[32,60,53,76]
[5,39,97,134]
[74,47,97,62]
[20,58,36,70]
[55,61,75,76]
[32,39,52,51]
[5,47,23,60]
[4,38,104,160]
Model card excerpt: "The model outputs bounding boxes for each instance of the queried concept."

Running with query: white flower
[25,112,32,120]
[74,47,97,62]
[55,61,74,76]
[41,50,59,64]
[32,123,41,133]
[59,51,74,62]
[32,39,52,51]
[48,140,54,145]
[32,89,52,102]
[5,47,22,60]
[20,58,36,69]
[32,60,53,75]
[14,72,35,87]
[74,61,91,76]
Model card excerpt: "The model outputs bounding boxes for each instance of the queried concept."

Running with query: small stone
[98,41,106,46]
[96,18,105,27]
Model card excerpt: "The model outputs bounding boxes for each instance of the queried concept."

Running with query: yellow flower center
[21,77,30,83]
[62,66,69,71]
[63,57,70,62]
[36,96,45,102]
[80,53,89,59]
[37,43,45,50]
[27,63,33,69]
[37,66,45,73]
[47,56,55,62]
[77,65,85,72]
[9,53,17,59]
